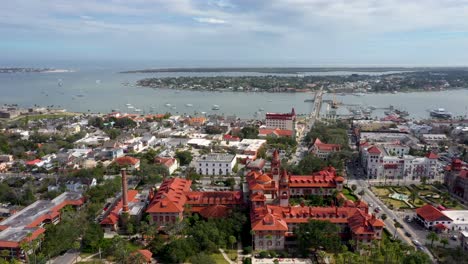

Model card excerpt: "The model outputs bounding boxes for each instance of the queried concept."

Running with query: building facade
[361,144,441,181]
[309,138,341,160]
[195,153,236,176]
[265,108,296,131]
[445,159,468,203]
[248,150,383,251]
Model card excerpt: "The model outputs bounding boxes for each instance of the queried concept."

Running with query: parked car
[405,232,412,237]
[412,239,422,247]
[451,235,457,241]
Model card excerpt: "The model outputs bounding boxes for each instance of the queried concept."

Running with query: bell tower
[279,170,290,207]
[271,149,281,182]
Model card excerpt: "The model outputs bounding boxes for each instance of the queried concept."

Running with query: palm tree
[440,238,449,248]
[426,231,439,248]
[409,191,417,205]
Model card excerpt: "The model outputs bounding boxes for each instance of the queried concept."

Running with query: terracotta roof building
[309,138,342,160]
[247,149,383,251]
[445,159,468,203]
[0,193,84,259]
[115,156,140,171]
[155,157,179,175]
[258,128,294,138]
[265,108,296,131]
[415,204,453,230]
[146,177,245,227]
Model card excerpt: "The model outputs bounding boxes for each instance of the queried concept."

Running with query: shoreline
[137,84,468,95]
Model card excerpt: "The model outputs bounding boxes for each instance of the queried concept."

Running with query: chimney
[121,169,129,213]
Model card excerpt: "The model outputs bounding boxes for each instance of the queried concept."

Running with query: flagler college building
[146,149,384,251]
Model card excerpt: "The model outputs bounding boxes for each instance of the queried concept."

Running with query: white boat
[212,104,220,110]
[259,108,264,111]
[134,109,142,112]
[126,103,132,106]
[201,111,207,115]
[171,106,177,110]
[127,106,134,109]
[185,104,193,107]
[165,103,171,107]
[430,108,452,119]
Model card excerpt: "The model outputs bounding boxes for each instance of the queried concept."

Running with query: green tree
[228,235,237,250]
[439,238,449,248]
[351,184,357,191]
[82,223,104,253]
[295,220,342,256]
[175,151,193,166]
[426,231,438,248]
[401,250,431,264]
[191,252,216,264]
[293,154,326,174]
[409,191,418,204]
[381,214,387,221]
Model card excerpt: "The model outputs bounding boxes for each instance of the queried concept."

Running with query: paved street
[348,178,437,262]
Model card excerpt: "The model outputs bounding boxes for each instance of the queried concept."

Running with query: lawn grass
[342,188,357,201]
[371,186,391,197]
[382,197,407,209]
[210,252,229,264]
[226,249,238,261]
[392,186,411,195]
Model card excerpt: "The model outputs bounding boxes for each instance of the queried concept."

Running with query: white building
[361,144,441,181]
[265,108,296,131]
[195,153,236,176]
[442,210,468,232]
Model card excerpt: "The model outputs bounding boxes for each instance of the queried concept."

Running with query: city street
[347,178,436,262]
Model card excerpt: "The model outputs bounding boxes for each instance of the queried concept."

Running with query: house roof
[199,205,230,218]
[115,156,140,166]
[26,159,41,166]
[136,249,153,262]
[416,204,452,222]
[146,178,191,214]
[155,157,176,168]
[367,146,382,154]
[258,128,294,137]
[100,190,139,225]
[313,138,341,152]
[425,152,438,159]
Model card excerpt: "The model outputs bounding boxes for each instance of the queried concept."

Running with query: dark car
[405,232,412,237]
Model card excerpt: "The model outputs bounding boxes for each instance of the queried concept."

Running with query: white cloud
[194,17,227,24]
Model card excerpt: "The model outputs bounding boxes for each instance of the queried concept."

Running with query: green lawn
[226,249,238,261]
[342,188,357,201]
[392,186,411,195]
[210,252,229,264]
[371,186,391,197]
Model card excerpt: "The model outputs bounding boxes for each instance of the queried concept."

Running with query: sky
[2,0,468,66]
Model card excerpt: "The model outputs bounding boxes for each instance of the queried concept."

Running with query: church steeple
[279,170,289,207]
[271,149,280,182]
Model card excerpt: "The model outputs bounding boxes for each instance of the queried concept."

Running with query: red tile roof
[100,190,139,225]
[136,249,153,262]
[367,146,381,154]
[115,156,140,166]
[416,204,452,222]
[26,159,41,166]
[155,157,176,168]
[199,205,230,218]
[223,134,241,141]
[258,128,294,137]
[146,178,191,213]
[313,138,341,152]
[425,152,438,159]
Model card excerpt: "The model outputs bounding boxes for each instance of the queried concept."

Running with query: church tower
[271,149,281,182]
[279,170,290,207]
